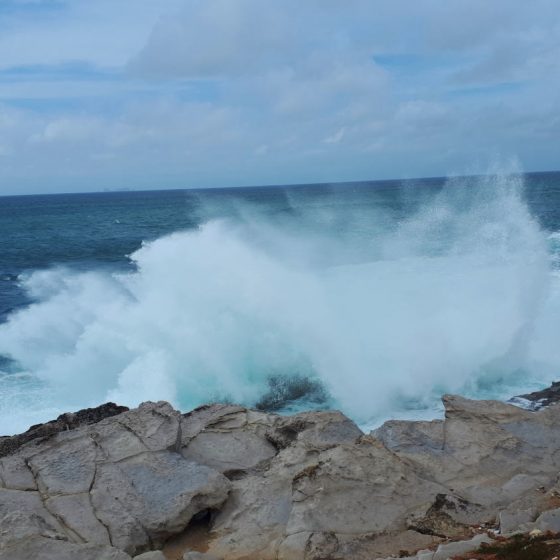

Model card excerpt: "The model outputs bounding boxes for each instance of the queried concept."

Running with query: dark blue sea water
[1,171,560,434]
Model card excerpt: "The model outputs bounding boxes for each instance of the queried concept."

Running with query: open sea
[1,171,560,434]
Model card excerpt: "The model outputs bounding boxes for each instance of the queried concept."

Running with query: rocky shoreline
[2,387,560,560]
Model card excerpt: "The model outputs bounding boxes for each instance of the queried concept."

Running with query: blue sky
[0,0,559,194]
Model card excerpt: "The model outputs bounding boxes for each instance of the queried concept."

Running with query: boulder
[0,401,230,558]
[91,451,230,552]
[0,402,128,457]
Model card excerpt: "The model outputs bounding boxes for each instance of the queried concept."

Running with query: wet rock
[511,381,560,410]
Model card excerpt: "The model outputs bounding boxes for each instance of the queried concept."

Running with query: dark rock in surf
[510,381,560,410]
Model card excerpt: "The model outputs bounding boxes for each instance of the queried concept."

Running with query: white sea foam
[1,170,559,434]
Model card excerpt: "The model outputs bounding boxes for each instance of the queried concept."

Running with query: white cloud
[0,0,559,194]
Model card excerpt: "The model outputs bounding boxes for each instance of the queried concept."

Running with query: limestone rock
[0,402,128,457]
[431,533,493,559]
[3,394,560,560]
[45,493,111,544]
[0,536,132,560]
[535,508,560,532]
[0,401,230,559]
[91,451,230,552]
[134,552,167,559]
[0,454,37,490]
[182,430,276,473]
[183,552,222,560]
[0,489,66,545]
[374,395,560,507]
[498,507,537,534]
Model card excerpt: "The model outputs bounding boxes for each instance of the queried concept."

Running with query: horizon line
[1,168,559,199]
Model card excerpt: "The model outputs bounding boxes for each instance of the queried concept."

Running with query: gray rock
[535,508,560,532]
[0,402,128,458]
[432,533,493,559]
[499,507,537,534]
[0,536,131,560]
[91,451,230,553]
[0,454,37,490]
[28,435,98,495]
[0,402,230,558]
[46,493,111,544]
[183,552,222,560]
[134,552,167,559]
[0,489,66,545]
[3,395,560,560]
[182,430,276,473]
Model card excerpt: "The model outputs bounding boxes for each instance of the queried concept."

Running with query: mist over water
[1,171,560,434]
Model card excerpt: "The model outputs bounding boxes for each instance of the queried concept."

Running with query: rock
[183,552,222,560]
[182,430,277,473]
[498,507,537,534]
[28,434,99,495]
[45,493,111,544]
[134,552,167,559]
[90,451,230,553]
[535,508,560,532]
[0,536,132,560]
[0,402,128,457]
[374,395,560,507]
[406,493,481,539]
[431,533,493,559]
[0,401,230,559]
[0,489,66,545]
[511,381,560,410]
[0,454,37,490]
[3,394,560,560]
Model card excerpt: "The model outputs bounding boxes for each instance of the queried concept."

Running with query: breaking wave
[1,170,559,434]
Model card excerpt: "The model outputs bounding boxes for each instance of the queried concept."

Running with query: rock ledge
[2,394,560,560]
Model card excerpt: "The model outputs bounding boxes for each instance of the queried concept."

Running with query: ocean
[1,171,560,435]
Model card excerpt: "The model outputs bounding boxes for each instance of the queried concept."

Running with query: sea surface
[1,171,560,434]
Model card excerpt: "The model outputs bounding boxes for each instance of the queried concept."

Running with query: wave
[1,171,559,434]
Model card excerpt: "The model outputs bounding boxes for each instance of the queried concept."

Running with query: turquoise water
[1,171,560,434]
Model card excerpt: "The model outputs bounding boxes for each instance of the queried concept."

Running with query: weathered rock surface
[3,394,560,559]
[0,402,128,458]
[0,402,231,559]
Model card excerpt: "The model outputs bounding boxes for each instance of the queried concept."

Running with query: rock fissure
[87,483,113,547]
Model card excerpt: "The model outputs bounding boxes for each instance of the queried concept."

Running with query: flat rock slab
[0,536,132,560]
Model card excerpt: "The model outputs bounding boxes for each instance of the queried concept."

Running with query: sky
[0,0,559,195]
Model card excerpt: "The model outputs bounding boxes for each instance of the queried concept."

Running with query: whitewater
[1,170,560,434]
